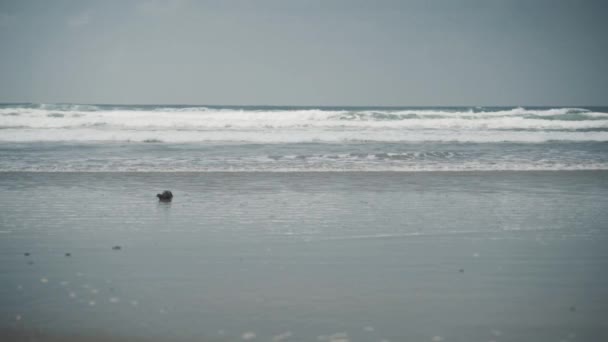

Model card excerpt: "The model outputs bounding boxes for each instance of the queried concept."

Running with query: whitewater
[1,104,607,171]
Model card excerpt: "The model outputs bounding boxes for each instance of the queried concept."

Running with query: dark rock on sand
[65,253,71,257]
[112,246,121,251]
[157,190,173,202]
[24,252,30,256]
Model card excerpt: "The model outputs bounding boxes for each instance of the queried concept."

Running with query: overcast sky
[0,0,606,106]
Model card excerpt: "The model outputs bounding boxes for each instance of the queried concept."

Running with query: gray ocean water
[1,104,608,341]
[1,104,608,172]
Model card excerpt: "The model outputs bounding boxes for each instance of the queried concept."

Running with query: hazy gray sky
[0,0,606,106]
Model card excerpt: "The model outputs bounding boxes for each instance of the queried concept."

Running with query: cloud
[0,12,15,27]
[135,0,190,16]
[67,11,91,28]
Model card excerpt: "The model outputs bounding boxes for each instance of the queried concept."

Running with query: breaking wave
[1,104,607,143]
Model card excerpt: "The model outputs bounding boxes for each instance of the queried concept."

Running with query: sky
[0,0,607,106]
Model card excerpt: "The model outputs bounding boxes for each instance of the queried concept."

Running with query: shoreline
[2,169,608,174]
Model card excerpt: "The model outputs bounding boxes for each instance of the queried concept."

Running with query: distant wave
[1,104,607,143]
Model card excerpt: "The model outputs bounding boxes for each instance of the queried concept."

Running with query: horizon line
[1,102,607,108]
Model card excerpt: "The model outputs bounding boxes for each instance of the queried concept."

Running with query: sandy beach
[1,171,607,341]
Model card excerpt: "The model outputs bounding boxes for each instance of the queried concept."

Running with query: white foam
[2,159,607,172]
[1,128,607,143]
[1,106,607,143]
[1,109,607,130]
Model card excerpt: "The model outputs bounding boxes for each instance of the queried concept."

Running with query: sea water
[1,104,608,172]
[1,104,608,341]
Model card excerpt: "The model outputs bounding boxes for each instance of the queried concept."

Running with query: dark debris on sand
[156,190,173,202]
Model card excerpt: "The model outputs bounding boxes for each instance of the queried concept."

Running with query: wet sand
[1,172,607,341]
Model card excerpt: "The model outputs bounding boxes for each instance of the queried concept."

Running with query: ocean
[1,104,608,341]
[1,104,608,172]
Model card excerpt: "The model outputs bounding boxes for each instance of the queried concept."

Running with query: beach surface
[1,171,607,341]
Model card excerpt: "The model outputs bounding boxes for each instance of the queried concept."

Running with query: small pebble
[459,268,464,273]
[570,306,576,312]
[24,253,30,256]
[65,253,71,257]
[112,246,121,250]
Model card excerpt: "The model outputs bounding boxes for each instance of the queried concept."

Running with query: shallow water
[1,171,607,341]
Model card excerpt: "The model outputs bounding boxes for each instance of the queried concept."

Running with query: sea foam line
[1,128,608,143]
[2,163,607,173]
